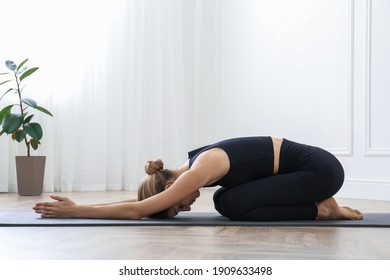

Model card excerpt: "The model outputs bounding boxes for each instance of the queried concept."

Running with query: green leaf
[30,138,40,150]
[0,105,15,125]
[35,105,53,117]
[5,60,17,71]
[22,98,37,108]
[0,72,10,75]
[0,88,14,101]
[24,114,34,123]
[19,67,39,81]
[18,66,27,74]
[24,122,43,140]
[0,129,4,137]
[14,129,26,142]
[0,80,11,86]
[17,59,29,71]
[2,114,24,134]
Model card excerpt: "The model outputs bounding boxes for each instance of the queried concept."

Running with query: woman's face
[166,190,200,218]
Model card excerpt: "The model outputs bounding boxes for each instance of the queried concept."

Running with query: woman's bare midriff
[272,137,283,174]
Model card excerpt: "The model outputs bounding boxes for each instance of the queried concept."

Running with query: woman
[34,136,363,221]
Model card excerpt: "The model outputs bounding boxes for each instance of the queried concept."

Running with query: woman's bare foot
[316,197,363,220]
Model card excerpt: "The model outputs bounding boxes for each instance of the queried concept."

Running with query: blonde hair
[138,159,175,218]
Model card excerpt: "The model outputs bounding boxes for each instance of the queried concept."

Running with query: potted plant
[0,59,53,195]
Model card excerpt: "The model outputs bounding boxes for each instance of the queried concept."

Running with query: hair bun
[145,159,164,175]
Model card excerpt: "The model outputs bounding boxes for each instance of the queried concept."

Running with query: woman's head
[138,159,176,218]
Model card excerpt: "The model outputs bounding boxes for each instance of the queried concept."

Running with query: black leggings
[213,139,344,221]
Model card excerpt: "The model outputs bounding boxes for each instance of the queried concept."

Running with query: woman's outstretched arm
[33,169,206,220]
[33,195,143,219]
[32,168,207,220]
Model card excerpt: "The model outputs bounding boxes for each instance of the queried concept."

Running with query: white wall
[1,0,389,199]
[213,0,390,200]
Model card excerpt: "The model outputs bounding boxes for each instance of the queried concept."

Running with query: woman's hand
[33,195,77,218]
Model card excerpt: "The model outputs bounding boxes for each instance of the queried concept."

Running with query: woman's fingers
[33,202,55,208]
[41,213,56,218]
[34,205,55,215]
[35,195,68,205]
[34,195,69,209]
[33,195,75,218]
[50,195,68,202]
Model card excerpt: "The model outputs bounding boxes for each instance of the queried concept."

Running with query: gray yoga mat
[1,211,390,227]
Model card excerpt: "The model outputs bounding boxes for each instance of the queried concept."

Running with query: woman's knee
[319,149,345,194]
[213,187,226,215]
[215,190,246,220]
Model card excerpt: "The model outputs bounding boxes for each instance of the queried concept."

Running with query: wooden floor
[1,189,390,260]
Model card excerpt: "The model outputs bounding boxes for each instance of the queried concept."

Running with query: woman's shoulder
[190,147,230,184]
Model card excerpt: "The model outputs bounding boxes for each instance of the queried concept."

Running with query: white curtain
[0,0,220,192]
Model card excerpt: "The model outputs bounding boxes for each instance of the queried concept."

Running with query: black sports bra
[188,136,274,188]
